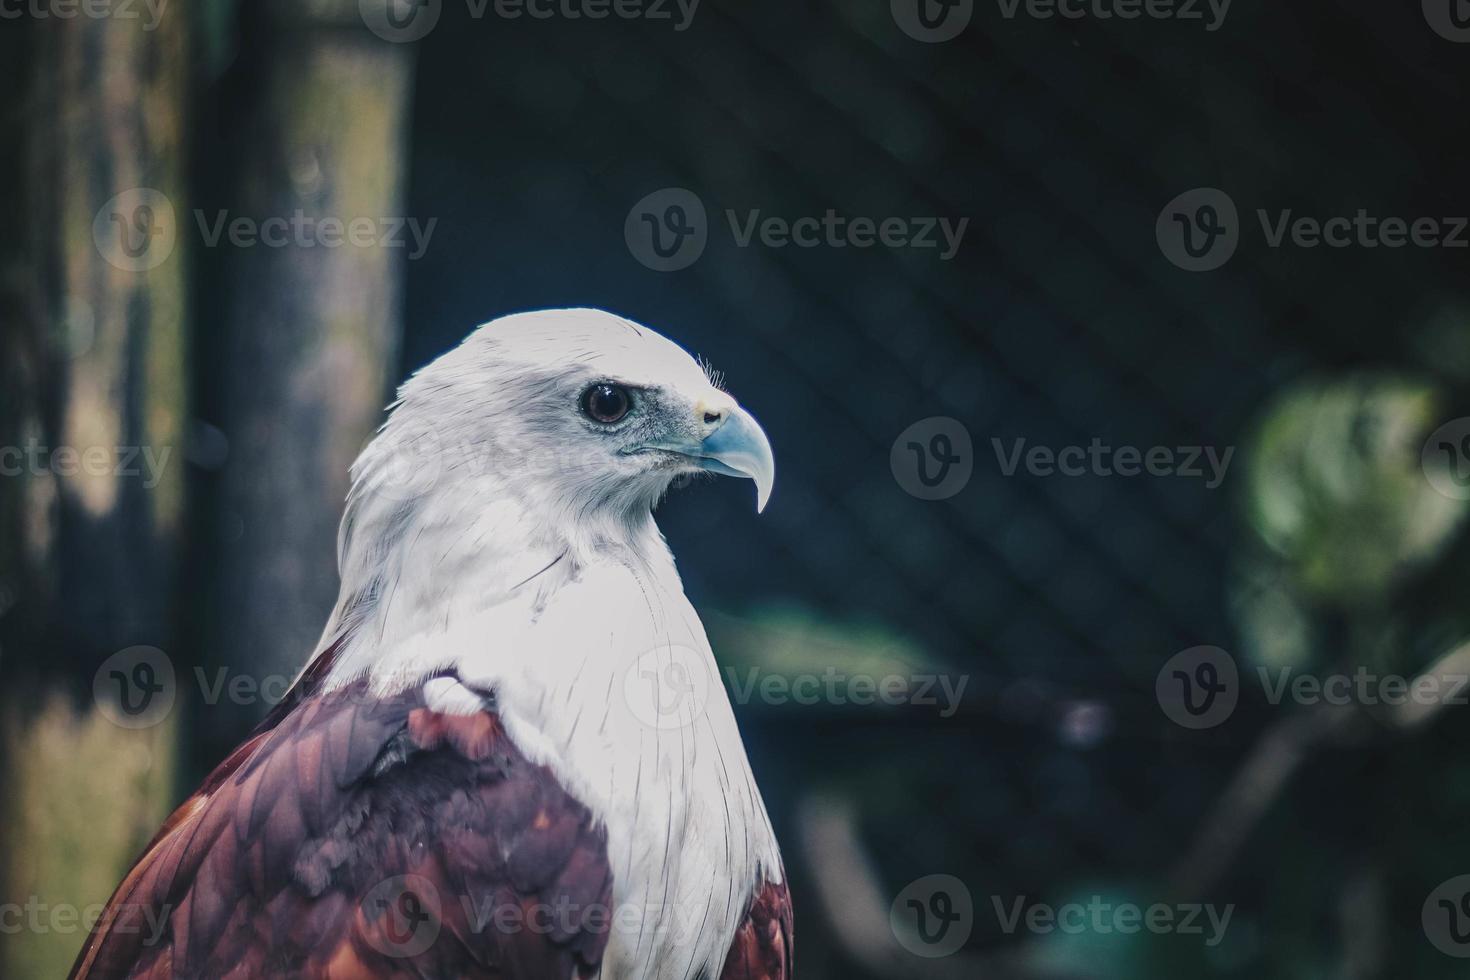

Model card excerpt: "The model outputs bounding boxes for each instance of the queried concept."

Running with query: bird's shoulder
[68,664,613,980]
[718,876,795,980]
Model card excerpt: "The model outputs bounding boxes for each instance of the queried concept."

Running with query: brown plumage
[71,310,797,978]
[69,668,613,979]
[717,880,794,980]
[69,660,793,979]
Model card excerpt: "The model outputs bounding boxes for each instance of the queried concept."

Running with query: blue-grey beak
[696,404,775,513]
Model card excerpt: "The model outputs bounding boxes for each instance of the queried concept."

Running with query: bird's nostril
[704,411,723,425]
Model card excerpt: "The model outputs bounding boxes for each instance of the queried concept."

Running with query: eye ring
[582,383,632,424]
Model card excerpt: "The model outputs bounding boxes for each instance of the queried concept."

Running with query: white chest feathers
[372,557,783,980]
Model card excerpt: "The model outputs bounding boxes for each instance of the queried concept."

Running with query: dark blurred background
[5,0,1470,976]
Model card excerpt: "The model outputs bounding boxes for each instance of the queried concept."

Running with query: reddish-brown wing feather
[69,675,613,980]
[718,878,794,980]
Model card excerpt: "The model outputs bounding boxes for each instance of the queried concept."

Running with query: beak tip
[688,403,774,514]
[750,440,774,514]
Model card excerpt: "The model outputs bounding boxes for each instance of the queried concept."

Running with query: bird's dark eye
[582,384,632,424]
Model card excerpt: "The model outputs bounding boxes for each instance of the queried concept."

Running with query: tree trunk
[194,0,415,766]
[0,7,190,977]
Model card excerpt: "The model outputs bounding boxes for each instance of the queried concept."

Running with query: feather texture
[74,310,790,979]
[70,672,612,979]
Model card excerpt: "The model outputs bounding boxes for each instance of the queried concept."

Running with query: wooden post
[195,0,416,762]
[0,5,190,977]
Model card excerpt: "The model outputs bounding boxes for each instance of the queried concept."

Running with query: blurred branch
[797,792,1089,980]
[1166,638,1469,900]
[1336,864,1385,980]
[1387,639,1470,731]
[1166,701,1363,899]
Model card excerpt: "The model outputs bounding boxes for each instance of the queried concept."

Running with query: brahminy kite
[70,309,792,980]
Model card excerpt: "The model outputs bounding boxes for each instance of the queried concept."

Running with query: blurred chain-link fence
[393,2,1470,976]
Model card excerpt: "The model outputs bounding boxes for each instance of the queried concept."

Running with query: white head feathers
[314,308,774,682]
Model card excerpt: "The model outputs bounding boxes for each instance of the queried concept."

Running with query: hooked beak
[696,404,775,513]
[642,402,775,513]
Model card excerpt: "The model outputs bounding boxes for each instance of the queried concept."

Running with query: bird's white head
[355,307,773,522]
[320,309,775,668]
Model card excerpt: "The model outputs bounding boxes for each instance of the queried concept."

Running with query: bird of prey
[70,309,792,980]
